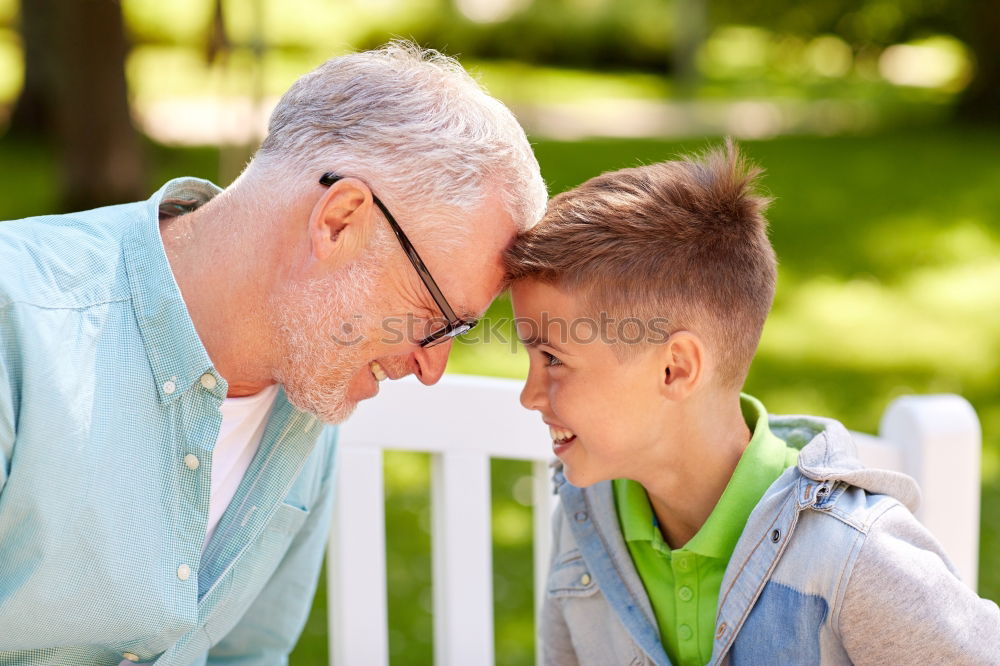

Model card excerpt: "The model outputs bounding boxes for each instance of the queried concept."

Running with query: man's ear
[659,331,704,400]
[308,177,376,267]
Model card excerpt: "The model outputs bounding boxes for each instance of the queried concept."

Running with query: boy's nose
[519,370,547,412]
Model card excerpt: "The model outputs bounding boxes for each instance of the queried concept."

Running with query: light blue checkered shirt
[0,179,339,665]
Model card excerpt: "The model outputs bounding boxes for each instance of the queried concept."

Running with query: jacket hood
[771,414,921,512]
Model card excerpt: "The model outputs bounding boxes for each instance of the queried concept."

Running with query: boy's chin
[562,465,607,489]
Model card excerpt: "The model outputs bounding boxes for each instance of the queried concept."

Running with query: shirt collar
[615,476,658,544]
[684,393,791,559]
[122,177,224,404]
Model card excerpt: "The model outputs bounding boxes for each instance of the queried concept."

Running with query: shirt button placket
[673,552,699,664]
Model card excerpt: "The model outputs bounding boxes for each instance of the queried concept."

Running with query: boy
[503,142,999,665]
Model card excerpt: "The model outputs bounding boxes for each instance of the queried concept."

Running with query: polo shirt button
[678,585,693,602]
[183,454,200,470]
[177,564,191,581]
[676,558,690,571]
[122,653,140,662]
[678,624,693,641]
[162,380,176,395]
[200,373,217,390]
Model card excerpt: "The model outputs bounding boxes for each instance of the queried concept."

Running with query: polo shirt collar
[617,476,659,544]
[122,177,224,404]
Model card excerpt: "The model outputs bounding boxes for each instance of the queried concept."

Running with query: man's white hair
[253,41,546,233]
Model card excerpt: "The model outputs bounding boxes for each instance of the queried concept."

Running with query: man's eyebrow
[453,304,481,321]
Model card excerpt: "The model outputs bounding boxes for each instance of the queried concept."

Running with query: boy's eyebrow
[518,332,566,353]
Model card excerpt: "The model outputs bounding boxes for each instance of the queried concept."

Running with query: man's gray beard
[271,261,378,424]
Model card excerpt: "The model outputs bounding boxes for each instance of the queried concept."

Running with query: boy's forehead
[512,280,602,351]
[511,280,580,318]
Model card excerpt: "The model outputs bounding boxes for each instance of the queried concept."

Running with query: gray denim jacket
[541,413,1000,665]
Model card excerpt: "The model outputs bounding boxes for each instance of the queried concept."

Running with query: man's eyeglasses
[319,172,478,347]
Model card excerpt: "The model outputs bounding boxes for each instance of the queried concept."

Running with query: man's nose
[412,340,452,385]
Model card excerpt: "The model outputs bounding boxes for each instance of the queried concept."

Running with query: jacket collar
[555,467,673,666]
[709,413,920,663]
[773,414,920,512]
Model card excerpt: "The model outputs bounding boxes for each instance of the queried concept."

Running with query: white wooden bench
[327,374,982,666]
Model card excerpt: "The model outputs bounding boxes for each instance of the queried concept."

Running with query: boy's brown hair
[503,140,776,388]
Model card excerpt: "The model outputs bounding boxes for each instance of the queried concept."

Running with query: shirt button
[580,573,591,586]
[122,653,140,662]
[177,564,191,581]
[200,373,217,390]
[162,380,176,395]
[678,624,693,641]
[676,558,690,572]
[183,454,200,470]
[678,585,693,602]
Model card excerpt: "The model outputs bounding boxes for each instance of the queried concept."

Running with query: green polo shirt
[612,394,799,666]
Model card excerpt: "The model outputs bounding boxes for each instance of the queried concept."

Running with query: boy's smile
[512,279,672,487]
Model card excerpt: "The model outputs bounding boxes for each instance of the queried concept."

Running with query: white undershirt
[202,383,279,547]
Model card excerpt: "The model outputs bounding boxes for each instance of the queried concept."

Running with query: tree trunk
[8,0,57,137]
[954,0,1000,123]
[13,0,147,211]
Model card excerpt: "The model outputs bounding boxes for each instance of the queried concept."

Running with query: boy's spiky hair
[503,140,776,388]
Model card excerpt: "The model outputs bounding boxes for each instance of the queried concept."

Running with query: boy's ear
[308,177,376,267]
[659,331,704,400]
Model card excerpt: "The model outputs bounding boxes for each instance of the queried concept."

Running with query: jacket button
[574,511,588,522]
[770,529,781,543]
[580,573,591,585]
[122,653,139,662]
[716,622,728,640]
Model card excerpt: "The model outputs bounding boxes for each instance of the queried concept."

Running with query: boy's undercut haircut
[504,140,776,388]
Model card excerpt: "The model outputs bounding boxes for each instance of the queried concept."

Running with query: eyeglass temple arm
[319,172,461,323]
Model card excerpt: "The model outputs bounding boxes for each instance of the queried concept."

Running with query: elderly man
[0,43,546,664]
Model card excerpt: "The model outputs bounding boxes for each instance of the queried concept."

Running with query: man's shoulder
[0,201,149,310]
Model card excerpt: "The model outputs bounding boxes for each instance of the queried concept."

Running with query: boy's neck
[639,392,751,550]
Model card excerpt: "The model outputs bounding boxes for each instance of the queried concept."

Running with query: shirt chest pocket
[200,502,311,641]
[269,501,310,535]
[546,549,651,665]
[547,549,599,598]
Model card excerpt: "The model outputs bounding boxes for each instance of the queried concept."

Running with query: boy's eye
[542,351,563,367]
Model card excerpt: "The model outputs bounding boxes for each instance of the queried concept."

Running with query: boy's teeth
[548,425,575,442]
[370,361,388,382]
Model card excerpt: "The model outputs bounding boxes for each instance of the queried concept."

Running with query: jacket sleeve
[205,427,339,665]
[837,502,1000,665]
[540,495,580,666]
